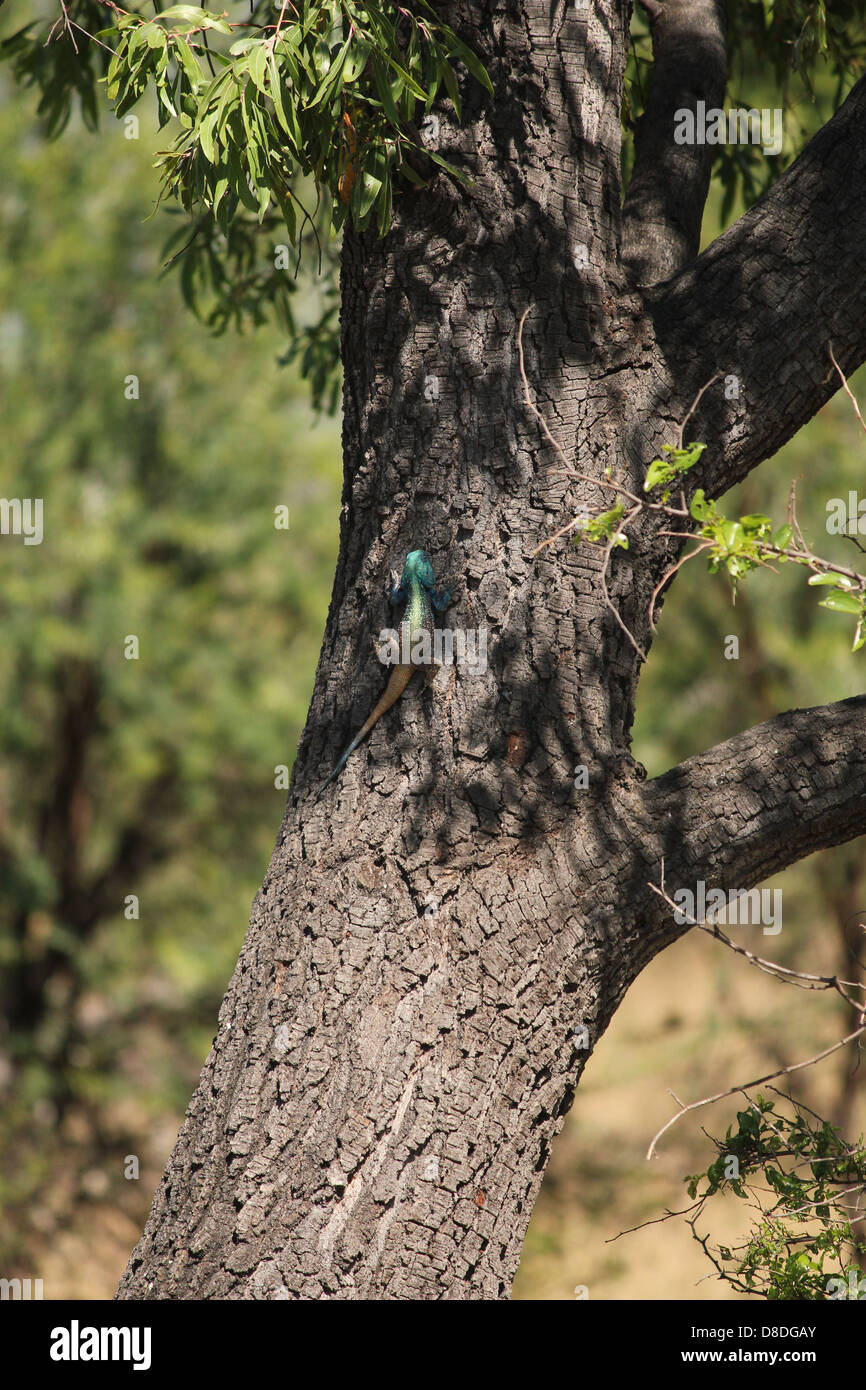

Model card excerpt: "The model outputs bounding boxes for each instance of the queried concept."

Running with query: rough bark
[650,73,866,497]
[116,1,866,1300]
[622,0,727,285]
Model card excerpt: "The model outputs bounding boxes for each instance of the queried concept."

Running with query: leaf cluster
[99,2,491,239]
[644,442,706,498]
[0,2,491,412]
[640,437,866,649]
[689,488,866,649]
[578,502,629,551]
[684,1095,866,1299]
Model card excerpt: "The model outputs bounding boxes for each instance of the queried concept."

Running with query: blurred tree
[0,75,340,1238]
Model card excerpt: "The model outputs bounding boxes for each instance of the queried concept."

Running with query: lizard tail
[317,664,415,795]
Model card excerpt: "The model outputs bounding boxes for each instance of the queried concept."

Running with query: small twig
[756,539,866,591]
[549,466,689,519]
[290,189,324,277]
[676,373,722,450]
[533,513,590,555]
[783,1185,866,1222]
[648,540,713,630]
[599,504,648,663]
[646,1025,866,1160]
[271,0,295,48]
[828,342,866,436]
[648,876,866,1008]
[788,480,809,557]
[644,864,866,1158]
[46,1,80,52]
[607,1199,703,1243]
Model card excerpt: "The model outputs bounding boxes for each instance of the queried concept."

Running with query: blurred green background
[1,16,865,1299]
[0,75,342,1288]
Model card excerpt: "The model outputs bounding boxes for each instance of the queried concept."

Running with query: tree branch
[641,695,866,929]
[648,74,866,498]
[622,0,728,287]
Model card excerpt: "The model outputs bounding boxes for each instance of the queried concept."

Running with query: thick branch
[641,695,866,931]
[621,0,727,287]
[648,74,866,498]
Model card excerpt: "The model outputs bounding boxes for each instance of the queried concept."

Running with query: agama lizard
[317,549,451,794]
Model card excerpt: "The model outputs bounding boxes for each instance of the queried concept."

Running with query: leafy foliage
[0,0,112,135]
[688,485,866,648]
[631,425,866,647]
[579,502,629,550]
[644,442,706,497]
[683,1094,866,1299]
[98,2,491,240]
[0,1,492,415]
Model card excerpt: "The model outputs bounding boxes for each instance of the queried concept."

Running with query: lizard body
[317,549,450,794]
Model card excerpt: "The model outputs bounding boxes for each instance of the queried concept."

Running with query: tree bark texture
[117,1,866,1299]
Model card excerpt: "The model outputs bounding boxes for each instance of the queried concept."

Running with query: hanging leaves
[92,2,492,239]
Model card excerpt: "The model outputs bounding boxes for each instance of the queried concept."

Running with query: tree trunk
[117,0,866,1299]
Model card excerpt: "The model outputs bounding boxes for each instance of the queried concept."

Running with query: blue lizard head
[402,549,435,588]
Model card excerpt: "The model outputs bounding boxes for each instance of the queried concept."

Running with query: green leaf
[818,591,862,615]
[126,25,151,64]
[228,144,259,213]
[357,169,382,222]
[212,175,229,214]
[156,6,232,35]
[446,32,494,96]
[229,38,263,57]
[372,57,400,125]
[343,37,372,84]
[313,38,333,79]
[155,4,210,19]
[173,35,203,87]
[158,75,179,120]
[740,513,772,532]
[581,503,627,547]
[276,29,311,82]
[198,110,218,164]
[248,42,269,97]
[268,53,292,140]
[773,524,793,550]
[644,457,670,492]
[667,441,706,472]
[442,60,461,120]
[808,572,851,587]
[143,24,167,50]
[380,50,427,102]
[212,69,239,132]
[275,188,298,242]
[240,77,259,144]
[307,36,351,110]
[377,162,393,235]
[690,489,712,522]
